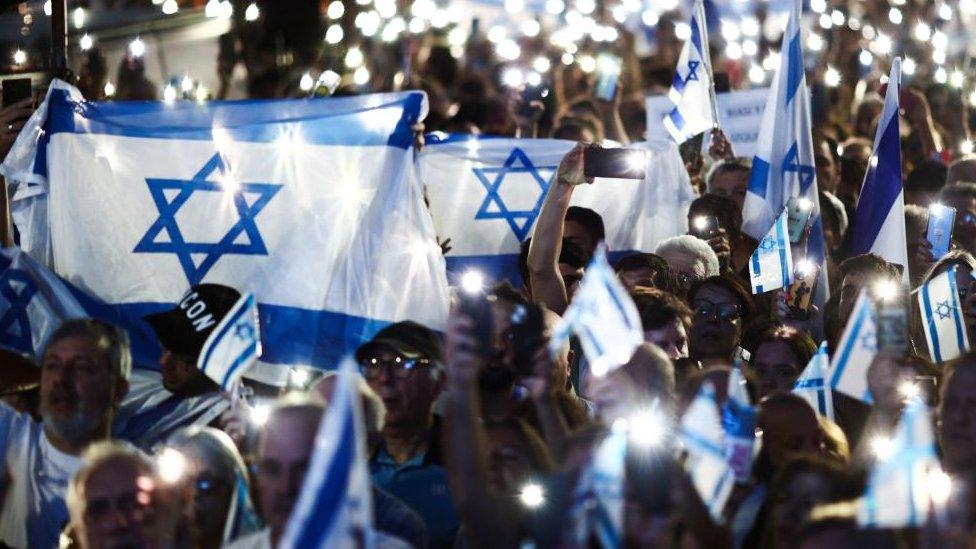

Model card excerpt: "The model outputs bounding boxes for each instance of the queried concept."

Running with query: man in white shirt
[0,318,131,549]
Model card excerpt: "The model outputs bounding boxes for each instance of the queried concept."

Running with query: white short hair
[67,441,154,529]
[654,235,720,277]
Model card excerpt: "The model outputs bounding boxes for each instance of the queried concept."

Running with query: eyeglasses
[85,490,151,521]
[693,301,742,321]
[359,355,432,380]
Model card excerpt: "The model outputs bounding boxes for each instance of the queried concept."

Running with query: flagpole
[696,0,721,129]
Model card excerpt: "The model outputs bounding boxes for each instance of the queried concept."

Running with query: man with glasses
[357,321,460,548]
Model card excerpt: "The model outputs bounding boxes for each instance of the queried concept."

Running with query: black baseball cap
[354,321,443,363]
[143,284,242,358]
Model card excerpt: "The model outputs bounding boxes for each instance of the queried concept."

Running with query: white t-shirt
[0,404,82,549]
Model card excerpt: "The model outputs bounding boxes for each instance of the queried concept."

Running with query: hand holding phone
[691,215,720,240]
[583,147,647,179]
[786,196,814,244]
[457,291,495,359]
[926,203,955,260]
[786,260,820,314]
[594,53,622,102]
[509,302,545,378]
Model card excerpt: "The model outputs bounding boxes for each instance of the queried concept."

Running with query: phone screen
[594,53,622,101]
[583,147,647,179]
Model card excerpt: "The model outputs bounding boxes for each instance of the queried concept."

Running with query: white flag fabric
[549,246,643,377]
[829,290,877,404]
[679,382,735,523]
[748,208,793,294]
[0,80,449,379]
[419,135,695,282]
[197,293,261,390]
[662,0,716,143]
[918,266,970,363]
[567,424,627,548]
[859,399,942,528]
[723,364,757,482]
[793,342,834,421]
[280,357,375,548]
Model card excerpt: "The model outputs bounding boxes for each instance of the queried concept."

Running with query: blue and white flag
[549,246,643,377]
[918,266,970,363]
[420,135,695,283]
[723,364,757,482]
[851,59,909,279]
[567,424,627,548]
[679,382,735,523]
[280,357,375,548]
[793,342,834,421]
[197,293,260,390]
[222,471,264,544]
[859,399,941,528]
[1,81,449,379]
[829,290,877,403]
[748,208,793,294]
[742,0,828,302]
[662,0,717,143]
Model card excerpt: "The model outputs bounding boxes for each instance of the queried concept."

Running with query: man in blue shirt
[358,321,460,548]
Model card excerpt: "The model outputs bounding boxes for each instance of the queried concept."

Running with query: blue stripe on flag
[667,108,688,133]
[785,33,804,105]
[746,157,771,199]
[679,427,725,458]
[220,343,258,388]
[199,300,252,377]
[775,215,790,287]
[921,283,943,363]
[829,302,870,388]
[602,277,635,331]
[852,116,902,255]
[947,268,968,351]
[751,247,763,294]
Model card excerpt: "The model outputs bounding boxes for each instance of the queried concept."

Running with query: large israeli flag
[742,0,828,299]
[829,290,877,404]
[679,382,735,522]
[793,342,834,421]
[918,266,970,363]
[748,208,793,294]
[662,0,717,143]
[851,59,909,279]
[197,293,260,390]
[0,80,449,377]
[419,135,695,283]
[859,399,942,528]
[280,357,375,548]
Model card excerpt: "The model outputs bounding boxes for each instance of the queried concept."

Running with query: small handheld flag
[793,342,834,421]
[663,0,718,144]
[566,424,628,548]
[549,245,643,378]
[197,293,261,391]
[829,290,878,404]
[722,364,757,483]
[679,382,735,523]
[748,208,794,294]
[918,266,970,363]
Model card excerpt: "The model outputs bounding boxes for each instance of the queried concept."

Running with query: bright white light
[179,75,194,93]
[520,483,545,508]
[72,6,86,29]
[128,37,146,58]
[327,0,345,18]
[859,50,873,67]
[194,86,208,102]
[460,270,485,294]
[205,0,221,17]
[43,0,51,16]
[962,0,976,15]
[938,3,953,19]
[929,469,953,504]
[898,381,921,401]
[810,0,826,13]
[561,52,574,65]
[932,31,948,51]
[533,56,551,73]
[748,64,765,84]
[862,24,876,40]
[721,20,741,41]
[818,13,832,29]
[888,7,902,24]
[847,16,861,31]
[496,39,521,61]
[725,41,743,60]
[762,51,780,71]
[873,278,899,300]
[245,2,260,21]
[290,368,312,387]
[502,67,523,88]
[103,81,116,97]
[157,448,186,483]
[950,70,965,89]
[795,258,814,277]
[932,49,946,65]
[325,24,343,44]
[612,6,628,23]
[546,0,565,14]
[162,0,178,14]
[319,70,341,90]
[218,0,233,19]
[408,17,425,33]
[962,140,974,155]
[79,33,93,51]
[376,0,396,17]
[299,72,314,91]
[674,22,691,41]
[641,9,659,26]
[577,0,595,14]
[903,57,916,76]
[521,19,541,37]
[869,155,879,168]
[353,66,370,86]
[525,71,542,87]
[345,47,364,68]
[874,33,892,55]
[487,25,506,44]
[411,0,435,16]
[870,436,895,459]
[627,408,666,448]
[742,39,758,57]
[505,0,524,13]
[913,22,931,42]
[692,216,710,232]
[806,32,823,52]
[579,55,596,73]
[250,403,271,426]
[935,67,948,84]
[12,49,26,65]
[824,66,841,87]
[447,26,467,46]
[741,16,759,37]
[359,11,381,36]
[220,172,239,192]
[830,9,844,26]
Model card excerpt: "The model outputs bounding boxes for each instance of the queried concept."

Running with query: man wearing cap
[112,284,241,449]
[358,321,460,548]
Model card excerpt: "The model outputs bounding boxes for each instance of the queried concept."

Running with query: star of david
[759,235,777,252]
[234,322,255,342]
[935,300,953,320]
[680,60,701,87]
[472,148,557,241]
[0,269,38,355]
[858,328,877,352]
[781,142,816,194]
[133,154,282,285]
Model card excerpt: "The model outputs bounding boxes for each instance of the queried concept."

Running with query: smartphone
[594,53,622,101]
[786,262,820,314]
[691,215,720,240]
[786,196,814,243]
[458,291,495,358]
[679,132,705,165]
[2,78,32,108]
[583,147,647,179]
[509,302,545,378]
[927,203,956,260]
[876,297,909,355]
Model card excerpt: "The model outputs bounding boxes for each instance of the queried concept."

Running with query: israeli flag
[859,399,942,528]
[662,0,717,143]
[567,424,627,548]
[793,342,834,421]
[197,293,260,390]
[419,135,695,283]
[742,0,828,300]
[918,266,970,363]
[829,290,877,404]
[280,357,375,548]
[0,80,449,378]
[851,59,909,279]
[748,208,793,294]
[723,364,757,482]
[549,246,643,377]
[679,382,735,523]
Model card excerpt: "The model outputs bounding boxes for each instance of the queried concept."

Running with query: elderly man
[654,235,721,299]
[66,441,180,549]
[0,319,131,548]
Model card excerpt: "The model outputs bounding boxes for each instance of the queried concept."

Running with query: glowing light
[818,13,832,29]
[496,39,521,61]
[898,381,921,401]
[579,55,596,73]
[577,0,596,14]
[932,49,946,65]
[299,72,314,91]
[319,70,341,91]
[748,64,765,84]
[693,216,710,232]
[859,50,873,67]
[830,9,844,26]
[345,47,364,68]
[561,52,574,65]
[505,0,524,13]
[205,0,221,17]
[742,39,758,57]
[888,7,902,24]
[290,368,312,387]
[411,0,435,17]
[487,25,506,43]
[79,33,93,51]
[795,258,814,277]
[460,270,485,294]
[163,84,177,103]
[376,0,396,17]
[627,408,667,448]
[913,22,931,42]
[218,0,233,19]
[220,172,239,192]
[932,31,948,51]
[43,0,51,16]
[408,17,425,33]
[448,26,467,46]
[950,70,965,89]
[245,2,260,21]
[741,16,759,37]
[103,82,116,97]
[725,42,743,61]
[762,52,780,71]
[546,0,565,14]
[962,140,974,155]
[938,3,953,20]
[721,20,741,41]
[161,0,178,14]
[250,404,271,426]
[72,6,86,29]
[533,56,551,73]
[525,71,542,87]
[873,34,892,55]
[128,37,146,58]
[862,24,876,40]
[797,197,813,211]
[194,86,208,102]
[902,57,916,76]
[12,49,26,65]
[157,448,186,483]
[870,436,895,459]
[935,67,948,84]
[612,6,628,23]
[179,76,193,93]
[810,0,826,13]
[521,19,541,37]
[824,66,841,87]
[327,1,345,18]
[873,278,899,301]
[325,24,344,44]
[519,483,545,508]
[962,0,976,15]
[674,22,691,41]
[353,66,370,86]
[382,19,405,42]
[641,9,660,27]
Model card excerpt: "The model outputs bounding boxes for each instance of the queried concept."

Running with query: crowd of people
[1,0,976,547]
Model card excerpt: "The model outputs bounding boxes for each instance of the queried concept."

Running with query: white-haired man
[655,234,721,298]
